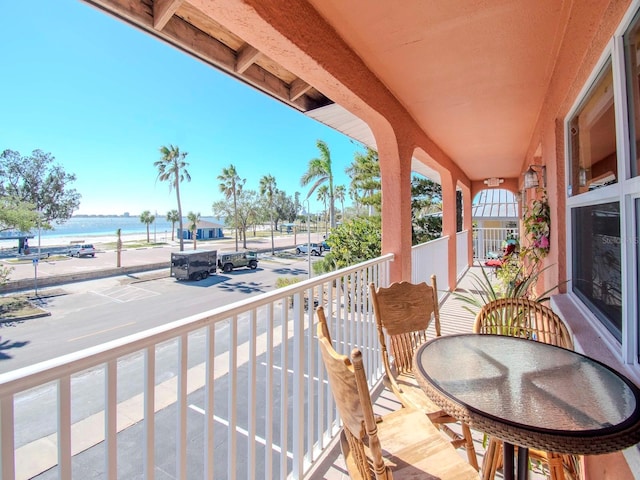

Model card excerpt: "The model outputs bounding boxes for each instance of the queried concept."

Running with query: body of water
[1,216,226,241]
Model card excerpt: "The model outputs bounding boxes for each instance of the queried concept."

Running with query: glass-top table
[413,334,640,480]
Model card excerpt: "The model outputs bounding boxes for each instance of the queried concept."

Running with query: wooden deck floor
[306,265,551,479]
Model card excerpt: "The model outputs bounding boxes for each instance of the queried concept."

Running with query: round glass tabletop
[414,334,640,454]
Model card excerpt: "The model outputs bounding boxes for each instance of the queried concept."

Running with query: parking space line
[68,322,136,342]
[260,363,327,384]
[188,404,293,459]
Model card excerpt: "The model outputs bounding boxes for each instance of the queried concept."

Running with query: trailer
[170,250,217,281]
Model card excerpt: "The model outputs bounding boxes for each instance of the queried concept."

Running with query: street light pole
[304,198,311,279]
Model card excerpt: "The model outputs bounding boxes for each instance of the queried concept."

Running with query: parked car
[321,241,331,252]
[296,243,322,256]
[218,251,259,272]
[68,244,96,257]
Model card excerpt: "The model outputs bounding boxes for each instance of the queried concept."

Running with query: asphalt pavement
[1,232,325,286]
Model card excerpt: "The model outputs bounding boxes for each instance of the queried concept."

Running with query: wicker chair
[474,297,581,480]
[369,277,479,470]
[315,306,478,480]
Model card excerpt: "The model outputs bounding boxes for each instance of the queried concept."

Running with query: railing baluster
[177,334,188,480]
[58,375,72,478]
[0,396,15,480]
[248,308,257,479]
[292,291,305,478]
[144,345,155,480]
[204,324,215,480]
[265,303,274,480]
[279,304,289,479]
[228,314,238,480]
[105,359,117,480]
[306,286,315,465]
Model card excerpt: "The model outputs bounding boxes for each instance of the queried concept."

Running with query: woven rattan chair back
[474,297,574,350]
[316,306,391,480]
[369,276,441,376]
[474,298,580,480]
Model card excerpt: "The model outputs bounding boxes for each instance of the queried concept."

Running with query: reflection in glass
[572,202,621,340]
[568,60,617,196]
[625,11,640,178]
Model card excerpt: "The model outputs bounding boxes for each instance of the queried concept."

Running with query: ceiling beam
[235,45,261,74]
[289,78,312,101]
[153,0,184,30]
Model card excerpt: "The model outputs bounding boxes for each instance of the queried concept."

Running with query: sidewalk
[1,232,324,293]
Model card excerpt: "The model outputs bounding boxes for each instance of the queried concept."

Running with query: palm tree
[259,174,277,254]
[346,147,381,215]
[334,185,346,223]
[166,209,180,241]
[301,139,336,228]
[187,211,201,250]
[140,210,155,243]
[154,144,191,251]
[317,184,329,237]
[218,164,245,251]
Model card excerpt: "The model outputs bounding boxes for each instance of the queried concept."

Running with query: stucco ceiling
[84,0,572,184]
[305,0,570,181]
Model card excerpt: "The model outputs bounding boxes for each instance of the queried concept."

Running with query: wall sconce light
[578,167,588,187]
[483,177,504,187]
[524,165,546,189]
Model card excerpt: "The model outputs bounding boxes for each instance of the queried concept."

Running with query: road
[5,251,325,478]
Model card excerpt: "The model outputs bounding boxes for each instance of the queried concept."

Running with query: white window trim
[564,28,640,366]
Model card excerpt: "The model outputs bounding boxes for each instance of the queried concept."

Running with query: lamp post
[303,199,311,279]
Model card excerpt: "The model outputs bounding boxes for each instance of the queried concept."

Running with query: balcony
[2,232,637,479]
[0,234,475,479]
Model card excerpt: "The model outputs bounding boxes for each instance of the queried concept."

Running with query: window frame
[565,31,640,366]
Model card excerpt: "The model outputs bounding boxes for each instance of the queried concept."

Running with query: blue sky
[0,1,365,216]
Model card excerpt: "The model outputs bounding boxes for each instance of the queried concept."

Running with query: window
[568,60,618,196]
[572,202,622,341]
[625,10,640,177]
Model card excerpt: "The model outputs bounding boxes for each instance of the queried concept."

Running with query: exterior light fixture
[578,167,588,187]
[524,165,546,189]
[483,177,504,187]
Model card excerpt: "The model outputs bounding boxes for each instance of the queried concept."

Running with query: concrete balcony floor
[307,265,551,480]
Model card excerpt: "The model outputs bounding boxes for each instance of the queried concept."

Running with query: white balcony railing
[0,236,467,480]
[0,255,391,480]
[472,227,519,260]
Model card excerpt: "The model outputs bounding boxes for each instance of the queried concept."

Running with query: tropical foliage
[154,144,190,251]
[218,164,245,251]
[301,140,336,228]
[313,216,381,274]
[259,174,277,254]
[166,209,180,241]
[346,147,380,214]
[522,192,551,263]
[187,211,201,250]
[140,210,155,243]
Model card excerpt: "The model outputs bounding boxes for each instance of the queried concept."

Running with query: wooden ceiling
[85,0,333,113]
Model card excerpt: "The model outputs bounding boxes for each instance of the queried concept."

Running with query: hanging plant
[522,192,550,262]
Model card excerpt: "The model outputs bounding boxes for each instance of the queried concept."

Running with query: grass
[100,241,167,250]
[0,295,47,320]
[6,255,69,264]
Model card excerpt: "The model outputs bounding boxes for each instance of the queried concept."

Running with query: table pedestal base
[503,442,529,480]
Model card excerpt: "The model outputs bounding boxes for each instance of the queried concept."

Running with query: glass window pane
[571,202,621,341]
[625,11,640,178]
[568,60,617,196]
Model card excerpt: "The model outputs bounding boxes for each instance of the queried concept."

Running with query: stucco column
[460,184,474,266]
[441,171,458,289]
[377,134,414,283]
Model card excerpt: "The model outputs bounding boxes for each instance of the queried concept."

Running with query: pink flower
[537,236,549,248]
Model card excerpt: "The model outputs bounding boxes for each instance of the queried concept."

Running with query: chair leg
[431,417,479,471]
[461,422,479,470]
[481,437,502,480]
